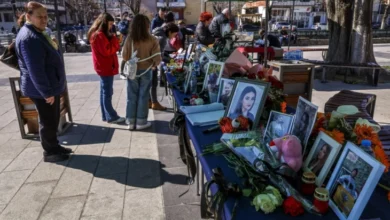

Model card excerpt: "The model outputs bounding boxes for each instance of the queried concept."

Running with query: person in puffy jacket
[209,8,230,38]
[88,13,125,124]
[151,7,167,31]
[15,2,72,163]
[196,12,214,46]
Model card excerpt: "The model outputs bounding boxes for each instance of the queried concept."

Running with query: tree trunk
[325,0,376,83]
[381,3,389,29]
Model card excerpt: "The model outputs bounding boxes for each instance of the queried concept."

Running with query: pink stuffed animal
[269,135,303,172]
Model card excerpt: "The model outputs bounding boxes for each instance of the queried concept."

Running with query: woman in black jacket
[195,12,215,46]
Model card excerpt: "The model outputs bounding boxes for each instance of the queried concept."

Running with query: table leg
[196,156,200,196]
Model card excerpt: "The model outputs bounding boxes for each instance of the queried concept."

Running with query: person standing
[178,20,194,48]
[15,1,72,162]
[118,12,130,54]
[195,12,214,46]
[209,8,230,39]
[88,13,125,124]
[121,14,162,130]
[151,7,167,31]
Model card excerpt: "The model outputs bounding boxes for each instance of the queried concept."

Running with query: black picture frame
[224,78,270,129]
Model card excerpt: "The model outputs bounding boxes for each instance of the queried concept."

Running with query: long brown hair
[17,13,26,28]
[87,13,115,41]
[128,14,152,43]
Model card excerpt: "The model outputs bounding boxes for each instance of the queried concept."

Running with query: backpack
[118,20,129,35]
[0,42,19,70]
[123,40,161,80]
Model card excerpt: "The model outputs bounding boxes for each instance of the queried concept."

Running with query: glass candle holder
[313,187,329,214]
[301,171,316,195]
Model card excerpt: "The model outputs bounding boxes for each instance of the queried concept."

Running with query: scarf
[26,21,58,50]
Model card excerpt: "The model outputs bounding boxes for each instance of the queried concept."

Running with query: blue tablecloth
[167,73,390,220]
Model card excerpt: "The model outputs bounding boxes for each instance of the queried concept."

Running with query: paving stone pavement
[0,52,389,220]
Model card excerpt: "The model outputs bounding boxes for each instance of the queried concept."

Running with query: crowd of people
[13,1,236,163]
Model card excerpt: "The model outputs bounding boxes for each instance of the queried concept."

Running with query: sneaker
[57,146,73,154]
[136,122,152,130]
[44,153,69,163]
[109,117,125,124]
[120,73,127,80]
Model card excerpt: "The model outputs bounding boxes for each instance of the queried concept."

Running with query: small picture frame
[326,142,385,220]
[225,79,270,128]
[183,63,192,94]
[203,61,225,103]
[186,43,195,60]
[217,78,235,106]
[304,131,342,186]
[291,96,318,153]
[263,111,294,145]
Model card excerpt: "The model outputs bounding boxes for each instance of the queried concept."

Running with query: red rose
[268,76,284,90]
[236,115,250,130]
[247,73,257,79]
[219,117,235,133]
[283,196,304,217]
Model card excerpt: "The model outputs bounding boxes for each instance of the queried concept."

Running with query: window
[3,13,14,22]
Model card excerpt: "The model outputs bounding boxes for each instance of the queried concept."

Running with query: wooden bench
[324,90,390,157]
[9,77,73,139]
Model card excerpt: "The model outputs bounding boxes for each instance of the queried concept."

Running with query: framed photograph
[217,78,235,106]
[203,61,225,103]
[326,142,385,220]
[225,79,270,128]
[183,63,192,94]
[186,43,195,60]
[263,111,294,145]
[291,96,318,152]
[304,131,342,186]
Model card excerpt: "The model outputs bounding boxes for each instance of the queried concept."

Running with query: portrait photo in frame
[217,78,235,106]
[183,63,192,94]
[304,131,342,186]
[203,61,225,103]
[225,79,270,128]
[291,96,318,152]
[263,111,295,145]
[326,142,385,220]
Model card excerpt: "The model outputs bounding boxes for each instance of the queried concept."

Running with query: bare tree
[122,0,142,15]
[381,0,390,29]
[68,0,100,24]
[326,0,376,82]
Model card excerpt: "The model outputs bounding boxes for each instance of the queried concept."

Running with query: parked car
[242,24,260,32]
[311,23,328,31]
[273,22,297,30]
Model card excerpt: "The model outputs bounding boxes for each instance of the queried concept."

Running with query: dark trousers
[31,96,60,154]
[150,68,158,103]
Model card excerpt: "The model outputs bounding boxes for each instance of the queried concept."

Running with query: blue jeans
[126,69,152,125]
[100,76,119,122]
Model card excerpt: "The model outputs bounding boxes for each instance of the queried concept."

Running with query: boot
[152,102,167,111]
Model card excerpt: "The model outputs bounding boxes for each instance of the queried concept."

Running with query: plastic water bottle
[360,139,374,156]
[193,61,201,77]
[190,70,197,94]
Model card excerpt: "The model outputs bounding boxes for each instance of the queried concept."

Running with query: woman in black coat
[195,12,215,46]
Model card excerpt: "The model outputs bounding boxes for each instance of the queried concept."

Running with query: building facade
[0,0,67,32]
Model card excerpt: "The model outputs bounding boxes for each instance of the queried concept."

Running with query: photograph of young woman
[308,143,330,175]
[228,86,257,122]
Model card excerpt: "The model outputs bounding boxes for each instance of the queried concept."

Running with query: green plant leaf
[242,189,252,197]
[336,105,359,115]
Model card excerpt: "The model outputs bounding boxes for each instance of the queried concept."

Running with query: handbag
[123,40,160,80]
[0,42,19,70]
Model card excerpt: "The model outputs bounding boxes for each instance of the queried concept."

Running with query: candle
[301,171,316,195]
[313,187,329,214]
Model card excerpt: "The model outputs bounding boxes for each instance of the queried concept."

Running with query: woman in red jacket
[88,13,124,123]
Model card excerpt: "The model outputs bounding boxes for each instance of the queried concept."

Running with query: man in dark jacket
[151,7,167,31]
[209,8,230,38]
[259,29,281,48]
[178,20,194,47]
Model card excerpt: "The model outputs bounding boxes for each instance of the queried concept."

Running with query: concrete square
[126,158,162,190]
[95,148,129,176]
[161,167,200,207]
[165,204,202,220]
[158,144,186,169]
[123,188,165,220]
[0,170,31,204]
[40,195,86,220]
[26,160,68,183]
[4,147,43,172]
[102,129,132,150]
[0,181,56,220]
